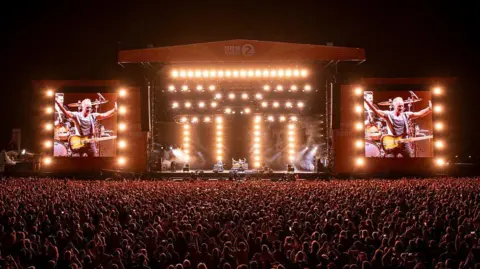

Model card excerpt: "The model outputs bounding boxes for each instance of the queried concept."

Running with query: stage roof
[118,39,365,64]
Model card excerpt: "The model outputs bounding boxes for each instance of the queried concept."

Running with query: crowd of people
[1,178,480,269]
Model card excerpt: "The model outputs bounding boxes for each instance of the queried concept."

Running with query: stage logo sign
[224,44,255,56]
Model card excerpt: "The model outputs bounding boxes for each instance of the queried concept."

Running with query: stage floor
[150,170,326,179]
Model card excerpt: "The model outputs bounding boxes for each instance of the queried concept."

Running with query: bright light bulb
[276,85,283,91]
[45,107,53,114]
[291,85,298,91]
[273,102,279,108]
[355,140,363,148]
[117,157,126,166]
[180,117,187,123]
[354,87,363,96]
[215,93,222,99]
[300,69,308,77]
[297,102,304,108]
[185,102,192,108]
[293,69,300,77]
[204,117,211,122]
[172,70,179,77]
[188,70,194,77]
[433,87,442,95]
[355,157,364,166]
[119,106,127,114]
[355,122,363,131]
[355,105,362,113]
[168,85,175,91]
[119,89,127,97]
[436,158,445,166]
[180,70,187,77]
[118,140,127,148]
[279,116,286,122]
[304,85,312,92]
[191,117,199,123]
[209,85,216,91]
[241,93,248,99]
[268,116,274,122]
[435,140,445,149]
[196,85,203,91]
[244,108,251,114]
[263,85,270,91]
[198,102,205,108]
[228,93,235,100]
[261,102,268,108]
[255,93,263,100]
[216,117,223,123]
[434,105,442,113]
[285,102,293,108]
[182,85,188,91]
[44,140,52,148]
[435,122,444,131]
[45,123,53,131]
[291,116,298,122]
[43,157,52,165]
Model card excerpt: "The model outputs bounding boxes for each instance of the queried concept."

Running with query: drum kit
[364,93,430,158]
[53,98,114,157]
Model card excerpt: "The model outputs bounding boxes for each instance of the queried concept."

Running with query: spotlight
[185,102,192,108]
[254,116,262,123]
[288,149,295,154]
[182,85,189,91]
[263,85,270,91]
[183,124,190,129]
[196,85,203,91]
[254,156,261,161]
[288,156,295,161]
[195,70,202,77]
[297,102,304,108]
[209,85,216,91]
[355,157,364,166]
[247,70,254,77]
[225,108,232,114]
[45,106,53,114]
[255,93,263,100]
[434,105,442,113]
[119,106,127,114]
[285,69,292,77]
[300,69,308,77]
[198,102,205,108]
[191,117,199,123]
[244,108,251,114]
[119,89,127,97]
[204,116,211,123]
[215,93,222,99]
[270,70,277,77]
[45,123,53,131]
[261,102,268,108]
[304,85,312,92]
[216,116,223,123]
[172,70,179,77]
[354,87,363,96]
[355,105,362,113]
[202,70,209,77]
[293,69,300,77]
[180,117,188,123]
[217,156,223,161]
[355,140,364,148]
[291,85,298,91]
[217,149,222,154]
[290,116,298,122]
[279,116,286,122]
[241,93,248,100]
[276,85,283,91]
[240,70,247,77]
[43,157,52,165]
[278,69,285,77]
[254,130,260,136]
[433,87,442,95]
[180,70,187,77]
[233,70,239,77]
[188,71,194,77]
[228,93,235,100]
[255,69,262,77]
[288,137,295,142]
[216,130,222,136]
[267,116,274,122]
[210,70,217,77]
[218,70,224,77]
[172,102,179,108]
[285,102,293,108]
[254,149,260,154]
[117,157,126,166]
[119,123,127,131]
[225,70,232,77]
[435,122,444,131]
[435,140,445,149]
[263,69,269,77]
[288,124,295,130]
[184,149,190,154]
[254,124,260,130]
[211,101,218,108]
[118,140,127,149]
[184,143,189,148]
[46,89,55,97]
[355,122,363,131]
[254,162,261,168]
[253,143,260,149]
[273,102,279,108]
[44,140,52,148]
[435,158,445,167]
[216,125,223,130]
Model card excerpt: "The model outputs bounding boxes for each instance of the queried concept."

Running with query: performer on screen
[364,97,431,158]
[55,98,117,157]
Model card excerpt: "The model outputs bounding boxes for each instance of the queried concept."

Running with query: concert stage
[140,170,326,180]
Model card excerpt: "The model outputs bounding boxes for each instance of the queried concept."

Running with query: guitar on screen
[380,135,433,152]
[69,135,117,151]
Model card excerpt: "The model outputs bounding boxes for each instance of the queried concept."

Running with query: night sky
[1,2,478,159]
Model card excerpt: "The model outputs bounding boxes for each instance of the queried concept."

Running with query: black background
[1,1,478,159]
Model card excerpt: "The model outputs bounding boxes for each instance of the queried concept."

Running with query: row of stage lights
[172,101,306,109]
[167,84,312,92]
[178,115,299,123]
[171,68,309,79]
[352,86,446,168]
[252,117,262,168]
[43,88,129,167]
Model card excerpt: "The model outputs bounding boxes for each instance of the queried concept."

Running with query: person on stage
[364,97,431,158]
[55,98,117,157]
